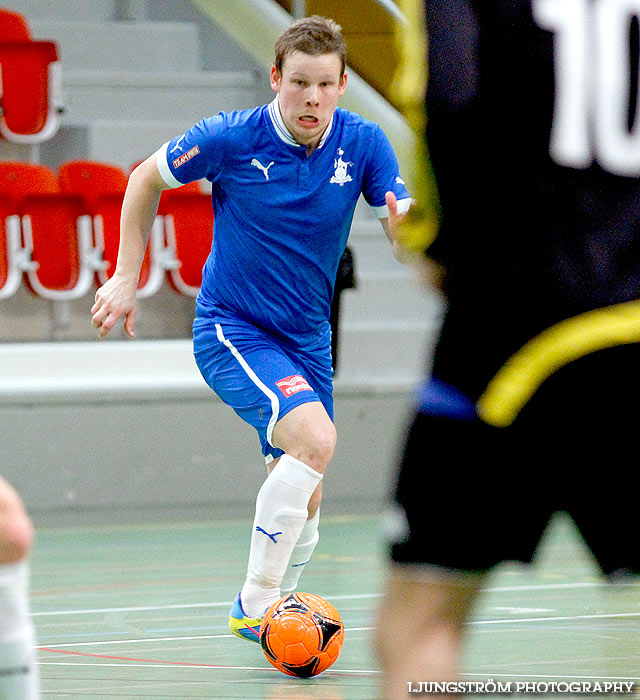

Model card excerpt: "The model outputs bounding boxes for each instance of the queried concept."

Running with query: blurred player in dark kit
[377,1,640,696]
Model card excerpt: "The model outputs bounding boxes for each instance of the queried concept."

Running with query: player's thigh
[387,411,552,572]
[194,318,331,459]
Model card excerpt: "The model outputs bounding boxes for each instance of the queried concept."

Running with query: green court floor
[31,511,639,698]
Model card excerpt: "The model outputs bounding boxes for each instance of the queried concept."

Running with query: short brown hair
[274,15,347,76]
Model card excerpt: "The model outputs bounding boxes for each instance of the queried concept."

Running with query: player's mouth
[298,115,319,126]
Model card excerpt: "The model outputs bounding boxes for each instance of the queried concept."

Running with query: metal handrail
[372,0,407,24]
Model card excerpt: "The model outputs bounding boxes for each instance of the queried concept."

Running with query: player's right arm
[91,152,171,339]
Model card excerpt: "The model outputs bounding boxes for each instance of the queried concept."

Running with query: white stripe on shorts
[215,323,280,449]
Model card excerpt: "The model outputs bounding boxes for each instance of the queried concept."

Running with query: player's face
[271,51,347,151]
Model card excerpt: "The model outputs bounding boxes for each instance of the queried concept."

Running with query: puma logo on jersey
[170,135,186,153]
[251,158,275,180]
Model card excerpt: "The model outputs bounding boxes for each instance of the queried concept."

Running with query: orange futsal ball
[259,592,345,678]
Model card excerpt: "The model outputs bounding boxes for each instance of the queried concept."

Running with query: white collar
[267,97,333,149]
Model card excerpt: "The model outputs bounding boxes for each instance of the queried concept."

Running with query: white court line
[35,663,640,683]
[36,661,376,677]
[32,593,378,617]
[473,612,640,625]
[40,626,374,648]
[37,613,639,650]
[38,662,277,670]
[34,604,640,630]
[41,633,237,647]
[31,581,640,618]
[32,602,230,617]
[485,581,640,592]
[462,672,640,682]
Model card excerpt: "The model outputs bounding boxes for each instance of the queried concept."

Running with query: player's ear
[270,64,282,92]
[338,71,347,95]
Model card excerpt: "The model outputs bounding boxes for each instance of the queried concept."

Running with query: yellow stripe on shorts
[477,300,640,427]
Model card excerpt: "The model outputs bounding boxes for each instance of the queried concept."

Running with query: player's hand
[385,190,402,234]
[386,190,418,265]
[385,191,446,291]
[91,274,138,339]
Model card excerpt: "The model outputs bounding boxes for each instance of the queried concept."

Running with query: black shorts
[388,346,640,577]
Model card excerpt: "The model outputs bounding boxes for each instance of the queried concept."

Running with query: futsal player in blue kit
[91,16,411,642]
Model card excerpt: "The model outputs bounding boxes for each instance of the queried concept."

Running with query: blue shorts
[193,311,334,462]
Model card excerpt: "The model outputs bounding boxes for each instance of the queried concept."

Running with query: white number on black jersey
[534,0,640,176]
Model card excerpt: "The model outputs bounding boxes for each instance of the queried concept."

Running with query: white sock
[280,509,320,595]
[0,562,40,700]
[241,454,322,618]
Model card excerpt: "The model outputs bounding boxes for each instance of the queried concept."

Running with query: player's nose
[305,85,320,105]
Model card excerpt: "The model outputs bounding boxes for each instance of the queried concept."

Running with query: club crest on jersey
[330,148,353,185]
[173,145,200,169]
[275,375,313,397]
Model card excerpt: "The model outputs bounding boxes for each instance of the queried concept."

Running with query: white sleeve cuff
[371,197,413,219]
[156,142,182,189]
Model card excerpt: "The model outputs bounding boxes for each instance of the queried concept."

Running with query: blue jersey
[157,98,411,336]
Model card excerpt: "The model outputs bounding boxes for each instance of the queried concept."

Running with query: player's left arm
[362,124,412,260]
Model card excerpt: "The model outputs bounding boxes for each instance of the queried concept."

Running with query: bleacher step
[60,70,267,126]
[340,270,444,324]
[29,19,200,73]
[0,0,114,22]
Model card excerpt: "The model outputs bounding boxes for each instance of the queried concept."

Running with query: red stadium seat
[20,192,94,299]
[159,190,213,297]
[162,179,202,195]
[0,162,98,299]
[60,160,165,298]
[0,9,63,143]
[0,160,58,196]
[0,8,31,40]
[58,160,128,209]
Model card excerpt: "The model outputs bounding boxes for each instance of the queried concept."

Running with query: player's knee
[0,506,33,564]
[279,424,336,472]
[0,479,33,563]
[301,422,336,472]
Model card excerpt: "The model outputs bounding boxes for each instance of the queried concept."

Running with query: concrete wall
[0,341,419,525]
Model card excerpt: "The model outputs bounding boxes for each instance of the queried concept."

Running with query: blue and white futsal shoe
[228,592,263,643]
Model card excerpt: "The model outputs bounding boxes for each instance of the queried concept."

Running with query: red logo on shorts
[276,375,313,397]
